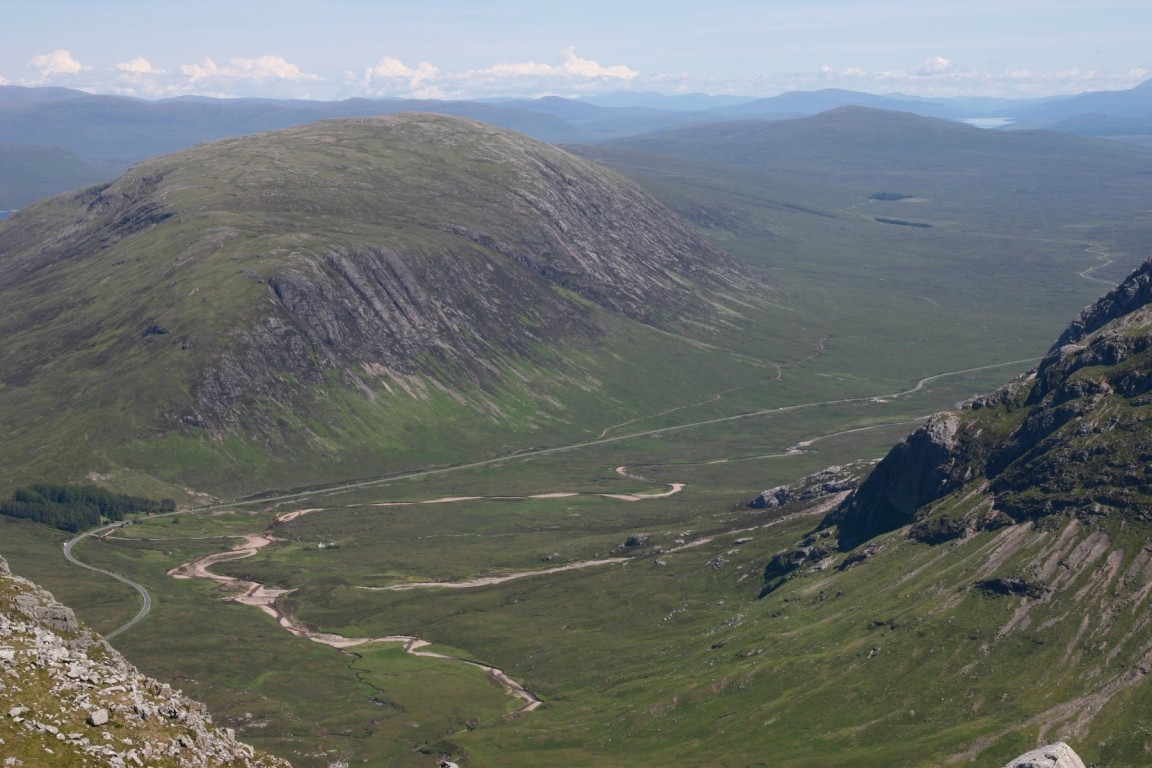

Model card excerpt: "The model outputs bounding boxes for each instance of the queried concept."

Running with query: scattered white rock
[0,554,291,767]
[1001,741,1086,768]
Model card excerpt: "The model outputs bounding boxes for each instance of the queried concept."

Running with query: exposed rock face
[0,115,753,436]
[821,413,964,549]
[1001,742,1086,768]
[976,577,1051,599]
[821,257,1152,552]
[10,592,80,635]
[1051,258,1152,349]
[0,554,290,767]
[752,464,870,595]
[0,114,762,491]
[749,464,860,510]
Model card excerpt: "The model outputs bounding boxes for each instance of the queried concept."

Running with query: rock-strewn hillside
[0,555,290,767]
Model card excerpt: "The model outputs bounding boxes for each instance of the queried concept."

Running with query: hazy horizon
[3,1,1150,103]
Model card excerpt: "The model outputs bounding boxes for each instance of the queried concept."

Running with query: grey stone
[1001,742,1087,768]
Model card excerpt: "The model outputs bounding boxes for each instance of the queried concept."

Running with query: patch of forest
[0,483,175,532]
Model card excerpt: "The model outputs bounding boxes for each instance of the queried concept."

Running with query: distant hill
[709,87,963,120]
[579,90,752,110]
[604,105,1152,178]
[1006,78,1152,135]
[0,143,118,209]
[484,95,718,139]
[0,114,766,495]
[0,85,590,168]
[600,106,1152,233]
[6,81,1151,210]
[0,85,84,106]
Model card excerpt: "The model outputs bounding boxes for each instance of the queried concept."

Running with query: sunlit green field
[6,116,1152,766]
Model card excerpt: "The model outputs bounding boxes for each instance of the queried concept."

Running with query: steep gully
[62,356,1040,710]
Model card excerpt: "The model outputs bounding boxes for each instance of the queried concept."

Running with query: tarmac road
[62,522,153,640]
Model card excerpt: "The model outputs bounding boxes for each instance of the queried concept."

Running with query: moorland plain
[4,110,1152,766]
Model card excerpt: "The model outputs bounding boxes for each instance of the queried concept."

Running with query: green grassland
[30,348,1148,767]
[50,468,1152,767]
[5,113,1152,766]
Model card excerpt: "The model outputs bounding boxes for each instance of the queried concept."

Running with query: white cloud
[348,56,442,97]
[419,48,641,99]
[163,55,324,98]
[5,48,1148,102]
[368,57,439,83]
[480,48,638,81]
[559,48,638,80]
[913,56,957,76]
[181,55,322,84]
[16,50,322,98]
[26,49,90,82]
[33,53,331,99]
[338,48,640,100]
[116,57,159,75]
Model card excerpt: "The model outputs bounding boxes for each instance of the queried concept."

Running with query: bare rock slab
[1001,742,1086,768]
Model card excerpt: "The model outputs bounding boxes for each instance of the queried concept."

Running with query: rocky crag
[0,554,290,767]
[748,463,865,512]
[820,256,1152,548]
[753,259,1152,764]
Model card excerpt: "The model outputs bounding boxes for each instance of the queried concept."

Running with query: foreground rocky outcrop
[0,555,290,767]
[1002,742,1086,768]
[747,463,862,511]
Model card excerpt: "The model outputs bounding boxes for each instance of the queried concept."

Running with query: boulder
[11,592,80,634]
[1001,742,1086,768]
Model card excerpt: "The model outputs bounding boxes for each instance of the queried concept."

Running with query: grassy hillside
[37,429,1152,767]
[0,114,821,497]
[9,110,1132,499]
[7,109,1152,767]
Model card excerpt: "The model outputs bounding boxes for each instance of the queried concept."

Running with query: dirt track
[168,534,542,713]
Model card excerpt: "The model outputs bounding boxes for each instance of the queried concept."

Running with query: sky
[2,0,1150,102]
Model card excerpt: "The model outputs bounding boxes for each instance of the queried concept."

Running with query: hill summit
[0,114,754,493]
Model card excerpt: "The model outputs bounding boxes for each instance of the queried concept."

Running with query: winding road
[63,355,1041,641]
[62,521,154,640]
